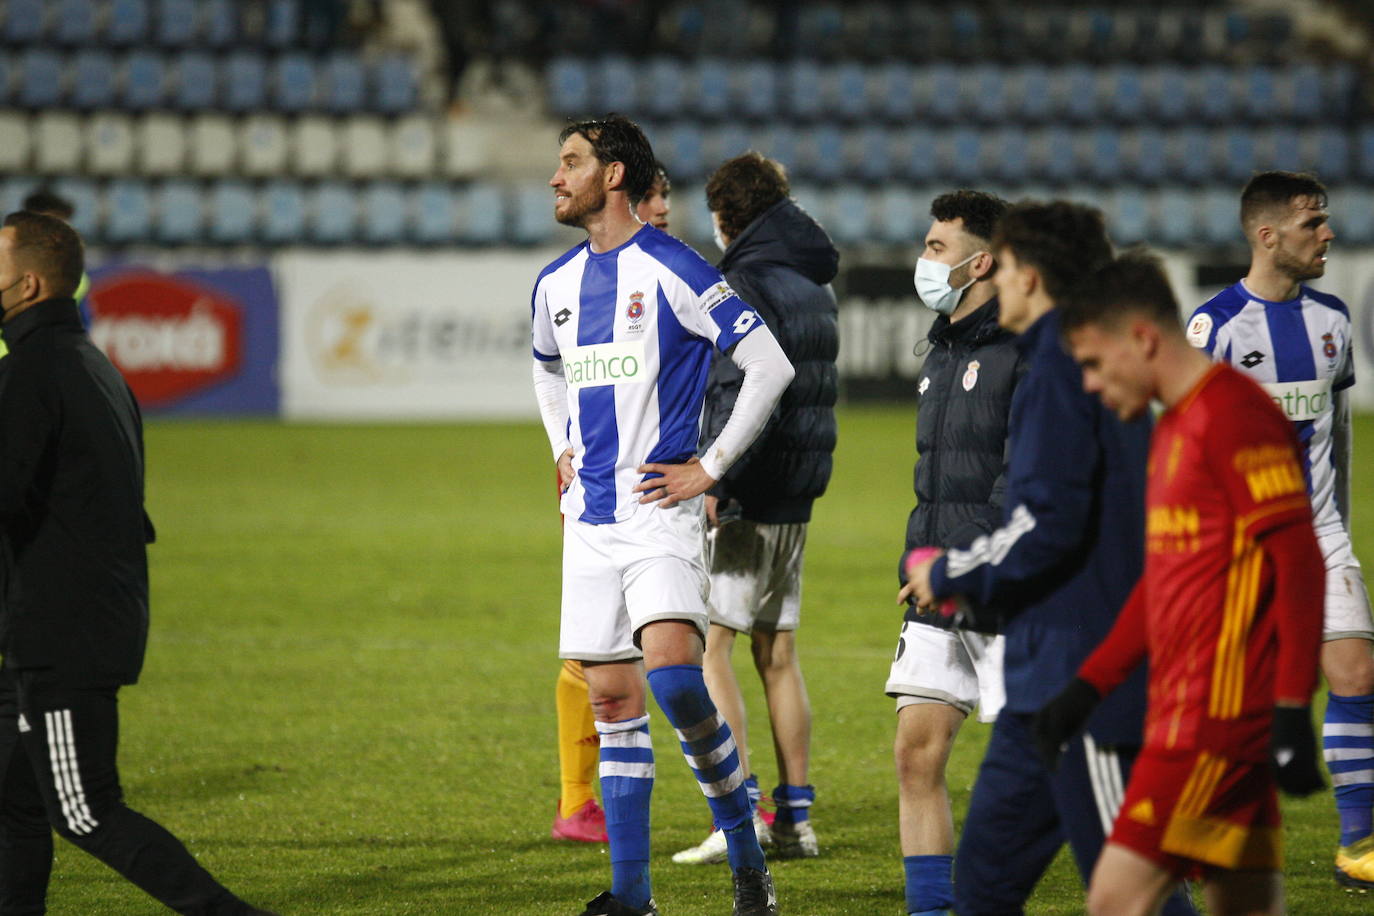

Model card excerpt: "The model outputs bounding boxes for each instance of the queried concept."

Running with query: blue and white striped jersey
[1187,281,1355,538]
[532,225,762,525]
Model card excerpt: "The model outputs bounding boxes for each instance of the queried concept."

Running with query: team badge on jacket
[962,360,981,392]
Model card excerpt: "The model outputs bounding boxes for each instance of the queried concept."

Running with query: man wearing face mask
[671,152,838,867]
[883,190,1019,916]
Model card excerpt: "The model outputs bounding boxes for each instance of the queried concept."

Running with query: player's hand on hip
[1271,704,1325,797]
[1032,677,1101,771]
[557,448,575,492]
[634,457,716,508]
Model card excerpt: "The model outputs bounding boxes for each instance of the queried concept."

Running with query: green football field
[39,408,1374,914]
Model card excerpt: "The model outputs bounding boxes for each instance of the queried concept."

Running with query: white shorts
[705,520,807,633]
[558,496,710,662]
[1320,529,1374,642]
[885,620,1006,723]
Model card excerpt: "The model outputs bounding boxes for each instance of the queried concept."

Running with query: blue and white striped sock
[772,783,814,826]
[1324,692,1374,847]
[597,714,654,909]
[648,664,765,872]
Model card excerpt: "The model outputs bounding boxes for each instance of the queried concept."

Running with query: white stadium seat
[136,113,187,176]
[240,114,290,177]
[389,114,436,179]
[34,112,83,174]
[290,115,339,178]
[85,112,137,176]
[0,112,32,173]
[340,116,388,179]
[187,113,236,176]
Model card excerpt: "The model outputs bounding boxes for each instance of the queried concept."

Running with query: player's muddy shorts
[704,520,806,633]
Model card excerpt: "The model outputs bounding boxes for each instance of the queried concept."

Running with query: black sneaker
[577,890,660,915]
[732,866,778,915]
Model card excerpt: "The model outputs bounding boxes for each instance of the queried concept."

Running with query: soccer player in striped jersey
[1186,171,1374,888]
[1040,251,1325,916]
[532,115,794,916]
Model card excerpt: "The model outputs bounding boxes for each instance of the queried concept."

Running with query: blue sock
[597,715,653,908]
[903,854,953,915]
[647,664,765,872]
[1324,692,1374,847]
[772,783,814,826]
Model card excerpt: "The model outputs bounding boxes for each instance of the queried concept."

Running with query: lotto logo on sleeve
[563,341,647,389]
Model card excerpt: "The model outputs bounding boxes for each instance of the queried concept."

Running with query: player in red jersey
[1034,252,1326,916]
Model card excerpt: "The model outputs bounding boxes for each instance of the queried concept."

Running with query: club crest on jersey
[627,291,645,322]
[962,360,981,392]
[1322,332,1338,362]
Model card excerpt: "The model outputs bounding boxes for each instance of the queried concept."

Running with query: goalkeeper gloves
[1271,705,1324,797]
[1032,677,1101,771]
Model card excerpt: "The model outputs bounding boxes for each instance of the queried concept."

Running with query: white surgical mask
[713,223,729,253]
[914,252,979,315]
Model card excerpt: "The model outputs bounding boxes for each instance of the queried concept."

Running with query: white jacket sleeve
[531,358,571,462]
[698,326,795,481]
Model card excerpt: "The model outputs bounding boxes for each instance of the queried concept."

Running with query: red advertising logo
[88,271,244,408]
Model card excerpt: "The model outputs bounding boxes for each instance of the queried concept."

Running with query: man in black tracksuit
[671,153,838,865]
[0,211,275,915]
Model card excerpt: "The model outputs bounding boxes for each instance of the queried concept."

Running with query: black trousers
[0,670,251,916]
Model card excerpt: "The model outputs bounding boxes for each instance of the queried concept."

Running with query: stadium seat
[33,112,81,173]
[308,182,358,244]
[876,187,920,245]
[122,51,167,110]
[360,182,409,244]
[1325,65,1357,120]
[784,60,823,122]
[1200,188,1237,246]
[735,60,776,122]
[155,180,202,244]
[241,115,291,177]
[0,179,31,218]
[0,113,31,173]
[4,0,46,44]
[104,179,154,244]
[458,183,505,245]
[1241,65,1278,122]
[1154,188,1197,248]
[1290,64,1322,124]
[926,64,959,124]
[203,0,236,46]
[1167,128,1212,186]
[1085,127,1123,184]
[946,128,981,183]
[893,127,937,185]
[644,57,685,121]
[1304,127,1348,182]
[105,0,148,45]
[374,54,418,115]
[547,57,592,117]
[70,50,117,109]
[411,183,456,245]
[1103,65,1145,123]
[224,51,268,113]
[1056,65,1097,124]
[990,126,1030,185]
[1107,187,1150,245]
[86,113,137,175]
[510,181,557,246]
[18,50,65,110]
[51,178,98,237]
[694,58,730,120]
[1357,126,1374,182]
[275,52,317,112]
[261,179,307,244]
[659,123,705,180]
[207,181,257,244]
[187,114,236,176]
[0,56,9,107]
[1194,66,1234,125]
[1221,127,1258,184]
[340,117,388,179]
[806,124,845,183]
[595,56,637,115]
[854,125,890,184]
[1148,66,1190,125]
[830,62,867,122]
[1335,187,1374,245]
[1033,127,1075,186]
[390,115,436,179]
[1264,125,1302,173]
[1011,63,1052,125]
[969,64,1008,124]
[825,186,871,245]
[265,0,299,48]
[156,0,197,46]
[136,113,187,175]
[321,52,365,114]
[758,125,799,176]
[291,116,339,177]
[712,123,751,165]
[172,50,217,110]
[1124,127,1166,186]
[53,0,97,45]
[875,62,916,123]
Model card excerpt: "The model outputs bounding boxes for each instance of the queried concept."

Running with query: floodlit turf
[39,409,1374,914]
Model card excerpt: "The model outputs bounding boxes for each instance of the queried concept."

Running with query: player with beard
[1186,171,1374,889]
[531,115,793,916]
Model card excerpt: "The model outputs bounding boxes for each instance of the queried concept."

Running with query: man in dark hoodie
[672,153,839,865]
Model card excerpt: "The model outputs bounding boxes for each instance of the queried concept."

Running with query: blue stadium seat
[691,58,731,120]
[0,179,32,218]
[53,0,98,46]
[1168,128,1212,186]
[712,123,750,164]
[1241,65,1277,122]
[323,52,366,114]
[52,178,99,237]
[1128,128,1167,186]
[105,0,148,45]
[807,125,844,183]
[374,54,417,114]
[875,62,915,123]
[412,183,456,244]
[969,64,1007,124]
[755,125,798,175]
[360,182,408,244]
[734,60,775,122]
[224,51,268,112]
[265,0,299,48]
[156,0,197,46]
[826,186,871,245]
[459,183,505,245]
[510,182,556,246]
[926,64,959,124]
[309,182,357,244]
[104,179,154,244]
[70,50,117,109]
[893,127,937,184]
[876,189,920,245]
[207,181,257,244]
[1154,188,1196,248]
[1290,65,1322,124]
[660,123,705,180]
[1265,125,1301,172]
[644,58,685,121]
[831,62,867,122]
[1335,188,1374,245]
[1035,127,1075,186]
[4,0,46,44]
[155,180,203,244]
[203,0,236,46]
[1104,66,1145,123]
[1150,67,1190,125]
[173,51,217,110]
[855,125,890,184]
[1324,65,1357,120]
[1058,65,1097,124]
[595,56,637,114]
[261,180,307,244]
[991,127,1030,184]
[18,50,65,109]
[1107,188,1149,245]
[1012,64,1051,125]
[946,129,981,183]
[1200,188,1236,246]
[546,57,589,115]
[122,51,166,110]
[1086,128,1123,183]
[275,53,317,112]
[1357,126,1374,182]
[1195,66,1234,124]
[1221,128,1258,183]
[784,60,823,121]
[1306,127,1348,182]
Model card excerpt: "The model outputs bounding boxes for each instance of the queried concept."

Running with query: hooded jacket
[699,197,840,524]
